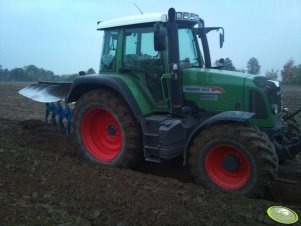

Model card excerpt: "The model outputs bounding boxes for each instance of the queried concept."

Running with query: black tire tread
[188,122,278,197]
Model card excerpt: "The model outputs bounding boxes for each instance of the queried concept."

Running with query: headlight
[272,104,278,114]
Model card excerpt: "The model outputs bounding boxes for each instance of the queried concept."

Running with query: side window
[100,30,118,71]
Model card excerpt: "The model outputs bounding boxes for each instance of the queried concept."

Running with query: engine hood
[181,68,253,112]
[182,68,251,82]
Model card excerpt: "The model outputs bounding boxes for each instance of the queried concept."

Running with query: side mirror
[219,32,224,48]
[154,24,167,51]
[205,27,225,48]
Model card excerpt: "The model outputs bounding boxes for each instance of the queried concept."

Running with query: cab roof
[97,11,200,30]
[97,13,167,30]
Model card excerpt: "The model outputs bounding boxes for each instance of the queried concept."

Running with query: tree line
[0,65,95,82]
[214,57,301,85]
[1,58,300,84]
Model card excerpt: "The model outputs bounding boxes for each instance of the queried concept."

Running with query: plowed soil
[0,82,300,226]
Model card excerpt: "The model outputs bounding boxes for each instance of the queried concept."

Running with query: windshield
[178,28,203,67]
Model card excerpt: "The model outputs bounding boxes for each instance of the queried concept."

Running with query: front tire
[73,89,142,168]
[188,122,278,197]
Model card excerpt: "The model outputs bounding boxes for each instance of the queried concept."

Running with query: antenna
[133,2,143,14]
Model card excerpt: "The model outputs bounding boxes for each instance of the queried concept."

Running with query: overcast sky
[0,0,300,75]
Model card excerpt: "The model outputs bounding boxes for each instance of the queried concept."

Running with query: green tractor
[20,8,301,197]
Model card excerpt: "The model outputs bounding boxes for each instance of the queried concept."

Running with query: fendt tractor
[20,8,301,197]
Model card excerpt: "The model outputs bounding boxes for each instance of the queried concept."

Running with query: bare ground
[0,82,300,226]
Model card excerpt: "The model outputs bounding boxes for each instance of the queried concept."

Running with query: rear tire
[73,89,143,168]
[188,122,278,197]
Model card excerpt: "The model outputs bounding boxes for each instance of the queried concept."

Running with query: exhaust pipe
[167,8,183,116]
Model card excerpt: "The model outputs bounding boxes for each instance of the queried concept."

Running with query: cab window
[178,28,200,68]
[100,30,118,72]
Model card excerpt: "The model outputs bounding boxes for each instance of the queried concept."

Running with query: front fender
[184,111,255,164]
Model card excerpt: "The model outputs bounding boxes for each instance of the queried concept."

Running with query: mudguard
[67,75,150,119]
[184,111,255,163]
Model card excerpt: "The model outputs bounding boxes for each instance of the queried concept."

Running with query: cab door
[122,26,169,111]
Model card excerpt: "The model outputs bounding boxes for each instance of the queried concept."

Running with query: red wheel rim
[81,107,122,161]
[205,144,251,190]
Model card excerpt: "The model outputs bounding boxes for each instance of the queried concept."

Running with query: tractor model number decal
[183,86,225,94]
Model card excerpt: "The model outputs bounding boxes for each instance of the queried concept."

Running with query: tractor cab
[97,10,223,111]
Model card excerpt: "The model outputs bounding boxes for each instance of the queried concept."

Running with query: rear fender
[184,111,255,164]
[67,75,152,120]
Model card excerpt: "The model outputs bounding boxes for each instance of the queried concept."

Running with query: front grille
[249,90,268,119]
